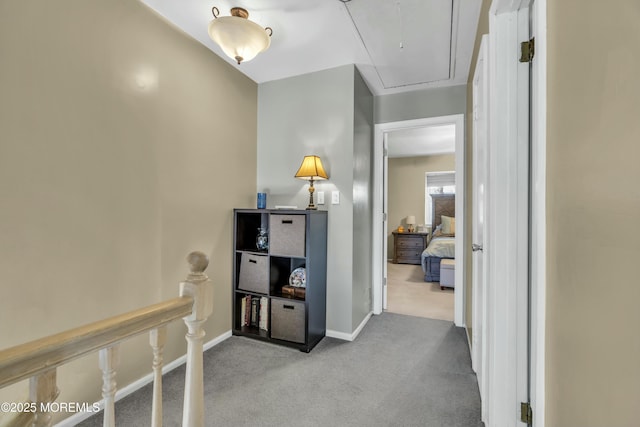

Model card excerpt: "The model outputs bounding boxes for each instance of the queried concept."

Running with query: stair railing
[0,251,213,427]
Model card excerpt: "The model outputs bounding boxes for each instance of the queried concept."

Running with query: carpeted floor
[386,262,454,321]
[78,313,482,427]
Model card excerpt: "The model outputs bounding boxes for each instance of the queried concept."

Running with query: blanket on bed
[422,236,455,258]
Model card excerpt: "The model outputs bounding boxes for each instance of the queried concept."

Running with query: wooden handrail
[0,251,213,427]
[0,296,194,389]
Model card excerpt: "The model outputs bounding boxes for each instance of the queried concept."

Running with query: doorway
[372,114,466,327]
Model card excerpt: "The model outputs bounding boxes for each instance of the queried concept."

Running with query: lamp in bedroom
[295,155,328,210]
[406,215,416,232]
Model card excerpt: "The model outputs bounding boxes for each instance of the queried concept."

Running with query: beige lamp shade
[294,155,328,180]
[406,215,416,225]
[295,155,328,210]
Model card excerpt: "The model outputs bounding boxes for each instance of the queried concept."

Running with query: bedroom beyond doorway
[385,262,454,322]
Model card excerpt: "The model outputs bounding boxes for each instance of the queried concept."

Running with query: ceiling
[387,124,456,158]
[140,0,481,96]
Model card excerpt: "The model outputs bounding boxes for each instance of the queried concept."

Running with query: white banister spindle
[99,344,120,427]
[149,326,166,427]
[29,368,59,427]
[179,251,213,427]
[0,254,208,427]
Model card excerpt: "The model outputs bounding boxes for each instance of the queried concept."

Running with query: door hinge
[383,212,388,221]
[520,402,533,424]
[519,38,535,63]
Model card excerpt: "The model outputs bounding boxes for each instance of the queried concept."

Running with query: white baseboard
[203,330,232,352]
[54,330,232,427]
[326,311,373,342]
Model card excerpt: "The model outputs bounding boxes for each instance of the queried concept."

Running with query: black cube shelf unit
[232,209,328,352]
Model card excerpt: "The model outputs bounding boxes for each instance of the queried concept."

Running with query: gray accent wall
[375,85,467,124]
[352,69,374,331]
[258,65,373,335]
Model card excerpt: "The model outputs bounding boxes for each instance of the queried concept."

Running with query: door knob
[472,243,483,252]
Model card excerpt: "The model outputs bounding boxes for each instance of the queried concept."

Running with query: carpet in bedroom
[386,262,454,321]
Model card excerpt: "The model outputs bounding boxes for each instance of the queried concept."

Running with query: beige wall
[546,1,640,425]
[387,155,455,259]
[0,0,256,422]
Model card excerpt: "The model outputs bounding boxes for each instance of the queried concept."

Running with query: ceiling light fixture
[208,6,273,65]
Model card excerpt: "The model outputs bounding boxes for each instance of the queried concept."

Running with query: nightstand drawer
[397,238,424,249]
[392,232,428,264]
[397,249,422,259]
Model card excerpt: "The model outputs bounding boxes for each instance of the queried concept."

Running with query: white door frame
[529,0,547,425]
[372,114,466,327]
[485,0,547,425]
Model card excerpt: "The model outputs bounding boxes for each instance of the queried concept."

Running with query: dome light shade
[208,7,272,65]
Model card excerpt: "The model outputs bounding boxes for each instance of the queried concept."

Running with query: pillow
[441,215,456,235]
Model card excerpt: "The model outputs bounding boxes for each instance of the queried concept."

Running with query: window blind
[426,172,455,188]
[424,171,455,226]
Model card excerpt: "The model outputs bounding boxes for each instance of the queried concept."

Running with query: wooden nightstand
[392,232,429,264]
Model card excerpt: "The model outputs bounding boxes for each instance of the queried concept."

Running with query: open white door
[484,0,533,424]
[471,34,489,422]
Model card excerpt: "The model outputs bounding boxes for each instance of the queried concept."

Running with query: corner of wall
[352,66,375,331]
[256,66,358,336]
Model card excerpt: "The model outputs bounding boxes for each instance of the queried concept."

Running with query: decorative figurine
[256,228,268,251]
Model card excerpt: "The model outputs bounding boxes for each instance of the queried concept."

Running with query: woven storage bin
[271,299,305,343]
[270,214,306,257]
[238,253,269,294]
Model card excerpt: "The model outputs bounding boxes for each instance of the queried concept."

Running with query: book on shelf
[240,296,247,326]
[244,295,251,327]
[250,297,259,327]
[239,294,269,331]
[259,297,268,331]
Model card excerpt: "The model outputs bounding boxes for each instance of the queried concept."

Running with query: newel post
[179,251,213,427]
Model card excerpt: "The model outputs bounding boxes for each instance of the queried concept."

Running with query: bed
[421,194,455,283]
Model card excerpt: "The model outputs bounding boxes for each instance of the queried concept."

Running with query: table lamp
[295,155,328,210]
[406,215,416,232]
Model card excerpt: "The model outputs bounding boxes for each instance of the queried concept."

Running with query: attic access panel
[345,0,453,89]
